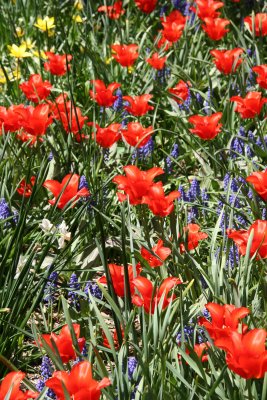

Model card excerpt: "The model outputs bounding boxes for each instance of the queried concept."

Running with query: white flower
[40,218,55,233]
[57,221,71,249]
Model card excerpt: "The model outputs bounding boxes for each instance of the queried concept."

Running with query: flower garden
[0,0,267,399]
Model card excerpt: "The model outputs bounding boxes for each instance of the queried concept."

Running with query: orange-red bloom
[188,112,223,140]
[246,170,267,201]
[44,52,72,76]
[230,91,267,119]
[17,176,36,197]
[41,324,85,363]
[179,224,208,253]
[112,165,164,204]
[168,80,191,104]
[0,104,25,133]
[89,80,121,107]
[19,74,52,103]
[132,276,182,314]
[43,174,90,209]
[0,371,38,400]
[202,18,230,41]
[141,239,171,268]
[102,328,124,350]
[99,263,142,297]
[210,48,243,74]
[15,104,53,141]
[192,343,210,362]
[123,94,154,116]
[252,65,267,89]
[45,361,111,399]
[98,1,125,19]
[57,105,87,136]
[111,44,139,67]
[122,122,153,148]
[161,11,186,43]
[146,53,167,70]
[192,0,224,21]
[89,122,121,148]
[142,183,180,217]
[134,0,157,13]
[198,303,249,341]
[227,220,267,259]
[244,13,267,37]
[215,329,267,379]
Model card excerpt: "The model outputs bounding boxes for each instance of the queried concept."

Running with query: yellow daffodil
[8,44,31,58]
[72,15,83,23]
[32,49,47,59]
[34,16,55,32]
[15,27,24,37]
[74,0,83,10]
[21,38,35,49]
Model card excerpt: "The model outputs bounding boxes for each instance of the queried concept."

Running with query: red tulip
[157,30,173,50]
[112,165,164,204]
[122,94,154,116]
[122,122,153,148]
[19,74,52,103]
[230,91,267,119]
[252,65,267,89]
[0,371,38,400]
[99,263,142,297]
[41,324,86,363]
[179,224,208,253]
[44,52,72,76]
[244,13,267,37]
[198,303,249,341]
[132,276,182,314]
[146,53,167,70]
[89,122,121,148]
[45,361,111,399]
[57,105,87,135]
[43,173,90,209]
[98,1,125,19]
[16,104,53,137]
[134,0,157,13]
[188,112,223,140]
[102,328,124,350]
[89,80,121,107]
[227,220,267,259]
[111,44,139,67]
[191,0,224,21]
[168,80,191,104]
[192,342,210,362]
[47,93,69,116]
[202,18,230,41]
[215,329,267,379]
[210,48,243,74]
[17,176,36,197]
[0,104,25,133]
[246,170,267,201]
[142,183,180,217]
[141,239,171,268]
[161,11,186,43]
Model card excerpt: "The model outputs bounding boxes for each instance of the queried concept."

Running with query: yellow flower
[74,0,83,10]
[105,57,113,65]
[0,69,7,84]
[34,16,55,32]
[21,38,35,49]
[16,27,24,37]
[32,50,47,59]
[128,66,134,74]
[8,44,31,58]
[9,68,21,81]
[73,15,83,23]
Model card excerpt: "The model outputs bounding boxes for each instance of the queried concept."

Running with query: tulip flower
[188,112,223,140]
[146,53,167,70]
[168,80,191,104]
[19,74,52,103]
[88,122,121,148]
[102,328,124,350]
[98,1,125,19]
[111,44,139,67]
[179,224,208,253]
[112,165,164,205]
[210,48,243,74]
[122,94,154,116]
[89,80,121,107]
[43,174,90,209]
[15,104,53,137]
[132,276,182,314]
[160,11,186,43]
[191,0,224,20]
[45,361,111,399]
[202,18,230,41]
[17,176,36,197]
[99,263,142,297]
[227,220,267,259]
[246,170,267,201]
[0,371,38,400]
[0,104,25,133]
[142,183,180,217]
[122,122,153,148]
[252,65,267,89]
[244,13,267,37]
[198,303,249,341]
[215,329,267,379]
[57,104,87,135]
[44,52,72,76]
[141,239,171,268]
[41,324,86,363]
[134,0,157,13]
[230,91,267,119]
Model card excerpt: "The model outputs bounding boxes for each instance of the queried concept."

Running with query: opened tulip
[179,224,208,253]
[99,263,142,297]
[112,165,164,204]
[89,80,121,107]
[44,52,72,76]
[41,324,86,363]
[146,53,167,70]
[161,12,186,43]
[111,44,139,67]
[98,1,125,19]
[134,0,157,13]
[132,276,182,314]
[227,220,267,259]
[123,94,154,116]
[244,13,267,37]
[202,18,230,40]
[0,371,38,400]
[102,328,124,350]
[43,174,90,209]
[19,74,52,103]
[192,0,224,20]
[141,239,171,268]
[230,91,267,119]
[168,80,191,104]
[188,112,223,140]
[57,105,87,135]
[17,176,36,197]
[15,104,52,137]
[210,48,243,74]
[246,170,267,201]
[89,122,121,148]
[45,361,111,399]
[122,122,153,148]
[142,183,180,217]
[252,65,267,89]
[0,104,25,133]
